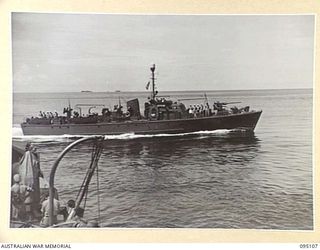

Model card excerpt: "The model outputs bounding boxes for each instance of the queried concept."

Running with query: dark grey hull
[21,111,262,136]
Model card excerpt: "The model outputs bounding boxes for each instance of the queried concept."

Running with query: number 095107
[300,244,318,248]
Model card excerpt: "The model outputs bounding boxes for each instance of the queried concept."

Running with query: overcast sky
[12,13,314,93]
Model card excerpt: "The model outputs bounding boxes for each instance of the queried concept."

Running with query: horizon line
[13,87,313,94]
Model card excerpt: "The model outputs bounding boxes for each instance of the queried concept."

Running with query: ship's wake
[12,124,251,143]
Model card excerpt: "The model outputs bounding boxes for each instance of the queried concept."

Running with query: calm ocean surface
[12,88,313,229]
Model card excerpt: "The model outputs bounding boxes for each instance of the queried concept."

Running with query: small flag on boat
[146,81,150,90]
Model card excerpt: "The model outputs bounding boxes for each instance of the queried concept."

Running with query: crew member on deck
[11,174,31,221]
[40,193,61,226]
[67,199,76,215]
[188,106,193,117]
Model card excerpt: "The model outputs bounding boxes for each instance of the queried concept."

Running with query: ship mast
[150,64,156,100]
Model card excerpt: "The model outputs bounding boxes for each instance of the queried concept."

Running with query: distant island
[81,90,93,93]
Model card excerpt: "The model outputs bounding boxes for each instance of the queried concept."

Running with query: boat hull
[20,111,262,136]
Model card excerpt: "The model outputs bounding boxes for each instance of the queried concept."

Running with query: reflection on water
[111,132,260,167]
